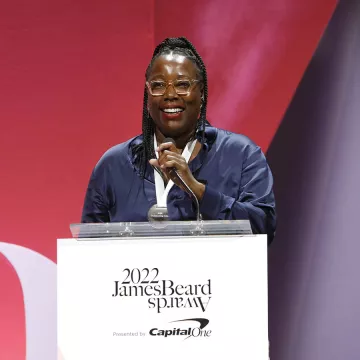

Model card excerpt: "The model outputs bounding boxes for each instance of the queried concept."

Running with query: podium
[57,220,268,360]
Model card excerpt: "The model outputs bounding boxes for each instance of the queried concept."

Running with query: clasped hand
[149,141,205,200]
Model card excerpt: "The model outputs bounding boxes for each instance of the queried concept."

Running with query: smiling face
[146,53,203,141]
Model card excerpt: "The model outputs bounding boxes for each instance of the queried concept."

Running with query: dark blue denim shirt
[81,126,276,242]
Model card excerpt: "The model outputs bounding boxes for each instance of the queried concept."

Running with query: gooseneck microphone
[162,137,202,223]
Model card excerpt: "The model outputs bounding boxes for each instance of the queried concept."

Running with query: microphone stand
[170,170,204,235]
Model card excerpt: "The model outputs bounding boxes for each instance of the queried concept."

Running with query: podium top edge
[69,220,253,239]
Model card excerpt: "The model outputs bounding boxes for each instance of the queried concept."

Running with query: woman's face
[147,54,202,140]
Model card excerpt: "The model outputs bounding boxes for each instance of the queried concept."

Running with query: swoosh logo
[170,318,209,329]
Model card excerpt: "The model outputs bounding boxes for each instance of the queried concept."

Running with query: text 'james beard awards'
[112,268,212,313]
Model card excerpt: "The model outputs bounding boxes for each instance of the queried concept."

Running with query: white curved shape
[0,242,57,360]
[58,348,65,360]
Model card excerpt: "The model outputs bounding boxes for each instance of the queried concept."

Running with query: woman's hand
[149,141,205,200]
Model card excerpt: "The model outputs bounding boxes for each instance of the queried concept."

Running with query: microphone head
[162,137,176,146]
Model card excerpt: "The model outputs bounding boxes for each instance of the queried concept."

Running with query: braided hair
[135,37,209,177]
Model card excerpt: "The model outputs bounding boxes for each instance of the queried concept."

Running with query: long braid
[136,37,209,177]
[177,37,209,140]
[142,86,155,168]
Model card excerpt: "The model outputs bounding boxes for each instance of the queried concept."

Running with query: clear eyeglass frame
[146,79,201,96]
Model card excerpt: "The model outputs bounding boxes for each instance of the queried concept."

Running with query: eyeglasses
[146,79,201,96]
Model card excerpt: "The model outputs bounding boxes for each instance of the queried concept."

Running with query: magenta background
[0,0,335,261]
[3,1,359,359]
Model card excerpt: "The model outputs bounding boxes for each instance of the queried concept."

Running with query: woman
[81,37,276,243]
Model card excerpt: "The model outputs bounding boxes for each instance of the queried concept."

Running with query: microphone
[161,137,202,223]
[161,137,181,178]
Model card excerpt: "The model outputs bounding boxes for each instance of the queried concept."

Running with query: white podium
[57,221,268,360]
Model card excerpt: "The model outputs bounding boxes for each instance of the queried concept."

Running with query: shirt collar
[129,125,218,181]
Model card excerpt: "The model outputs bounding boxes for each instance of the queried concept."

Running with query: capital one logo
[150,318,212,340]
[0,242,63,359]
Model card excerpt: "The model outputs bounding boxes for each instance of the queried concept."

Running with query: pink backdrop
[0,1,337,358]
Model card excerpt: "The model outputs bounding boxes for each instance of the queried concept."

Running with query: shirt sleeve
[199,145,276,243]
[81,169,110,223]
